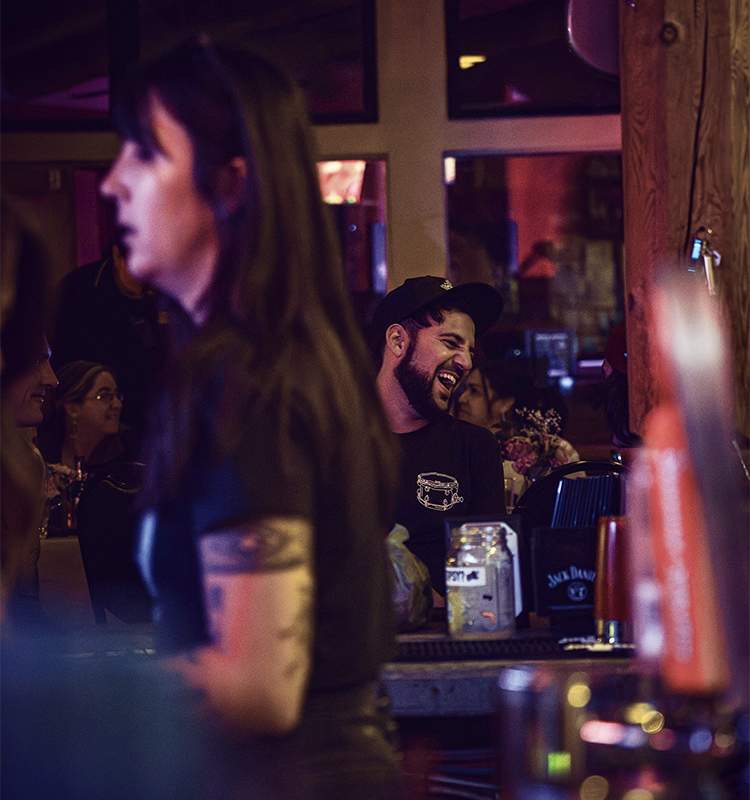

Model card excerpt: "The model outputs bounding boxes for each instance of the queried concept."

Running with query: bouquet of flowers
[44,463,78,500]
[42,462,89,536]
[492,407,572,480]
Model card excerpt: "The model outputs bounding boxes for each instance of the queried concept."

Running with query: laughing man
[368,276,506,600]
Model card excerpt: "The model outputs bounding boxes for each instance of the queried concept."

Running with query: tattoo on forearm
[200,520,311,573]
[278,579,314,680]
[205,583,224,644]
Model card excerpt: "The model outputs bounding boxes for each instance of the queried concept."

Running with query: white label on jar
[446,566,487,587]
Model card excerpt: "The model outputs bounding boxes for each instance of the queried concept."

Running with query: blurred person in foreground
[0,196,57,628]
[0,202,209,800]
[100,36,404,799]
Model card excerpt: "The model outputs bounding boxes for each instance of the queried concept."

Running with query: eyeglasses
[88,391,125,403]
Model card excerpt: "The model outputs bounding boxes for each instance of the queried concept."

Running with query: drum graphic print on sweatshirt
[416,472,464,510]
[395,415,505,595]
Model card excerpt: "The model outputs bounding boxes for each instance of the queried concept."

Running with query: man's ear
[215,157,248,216]
[384,324,409,359]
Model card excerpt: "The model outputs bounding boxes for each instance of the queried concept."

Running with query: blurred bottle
[625,452,665,671]
[626,273,739,699]
[593,515,630,645]
[66,456,85,531]
[628,403,730,695]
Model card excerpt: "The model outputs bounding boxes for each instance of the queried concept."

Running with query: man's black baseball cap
[367,276,504,351]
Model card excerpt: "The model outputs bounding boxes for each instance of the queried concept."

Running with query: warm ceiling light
[459,55,486,69]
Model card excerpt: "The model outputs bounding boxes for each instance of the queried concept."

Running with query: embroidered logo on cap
[440,280,453,291]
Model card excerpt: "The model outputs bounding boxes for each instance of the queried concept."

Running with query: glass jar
[446,523,516,640]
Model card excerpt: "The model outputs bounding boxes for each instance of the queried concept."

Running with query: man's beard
[395,338,447,422]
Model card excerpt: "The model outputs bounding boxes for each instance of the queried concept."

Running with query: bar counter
[383,621,634,718]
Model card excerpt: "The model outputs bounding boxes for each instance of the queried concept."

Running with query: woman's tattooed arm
[183,517,315,732]
[199,518,311,573]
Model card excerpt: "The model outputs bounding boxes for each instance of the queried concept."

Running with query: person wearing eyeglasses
[36,360,136,476]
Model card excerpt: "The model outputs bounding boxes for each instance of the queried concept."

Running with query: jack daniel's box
[530,527,597,619]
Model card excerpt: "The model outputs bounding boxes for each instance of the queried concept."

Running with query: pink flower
[500,437,538,475]
[496,407,570,477]
[44,463,77,499]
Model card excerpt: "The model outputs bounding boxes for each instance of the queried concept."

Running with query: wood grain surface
[620,0,749,435]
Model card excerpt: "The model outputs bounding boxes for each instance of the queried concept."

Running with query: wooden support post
[730,0,750,437]
[620,0,749,434]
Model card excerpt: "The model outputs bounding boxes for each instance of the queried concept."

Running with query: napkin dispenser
[530,526,597,626]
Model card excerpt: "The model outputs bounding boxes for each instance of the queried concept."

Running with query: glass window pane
[446,0,621,118]
[447,151,625,459]
[1,1,376,130]
[139,0,377,123]
[319,158,388,325]
[446,152,624,360]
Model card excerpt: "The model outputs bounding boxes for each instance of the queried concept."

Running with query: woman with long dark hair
[100,37,403,799]
[36,361,132,471]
